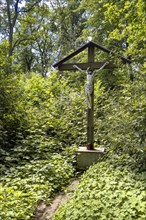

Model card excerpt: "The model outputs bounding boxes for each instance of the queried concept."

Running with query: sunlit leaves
[0,153,75,219]
[54,157,146,220]
[79,0,145,64]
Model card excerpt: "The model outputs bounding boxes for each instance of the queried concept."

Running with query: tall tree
[13,2,56,76]
[0,0,42,56]
[0,0,86,75]
[50,0,86,58]
[80,0,146,64]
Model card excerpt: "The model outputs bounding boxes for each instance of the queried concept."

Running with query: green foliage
[0,70,83,219]
[0,0,86,73]
[1,66,145,220]
[0,72,25,153]
[0,41,12,72]
[80,0,146,63]
[0,67,83,219]
[0,152,75,220]
[49,0,86,57]
[0,71,86,162]
[0,1,146,219]
[54,156,146,220]
[19,72,86,152]
[94,67,146,160]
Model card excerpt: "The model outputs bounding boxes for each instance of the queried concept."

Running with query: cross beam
[56,62,116,71]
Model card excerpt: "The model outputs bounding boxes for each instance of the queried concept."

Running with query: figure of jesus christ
[84,67,94,109]
[84,62,109,109]
[74,62,109,109]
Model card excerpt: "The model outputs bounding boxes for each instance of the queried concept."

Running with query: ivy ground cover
[0,152,75,220]
[54,155,146,220]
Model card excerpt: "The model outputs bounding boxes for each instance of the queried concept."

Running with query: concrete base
[77,147,104,170]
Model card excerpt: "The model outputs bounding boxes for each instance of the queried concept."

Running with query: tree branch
[12,37,35,50]
[12,0,20,28]
[19,0,42,13]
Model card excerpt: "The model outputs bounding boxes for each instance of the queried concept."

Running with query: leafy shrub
[54,156,146,220]
[0,71,87,165]
[0,72,28,154]
[18,72,87,147]
[94,67,146,160]
[0,70,86,219]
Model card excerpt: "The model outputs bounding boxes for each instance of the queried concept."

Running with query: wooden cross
[53,41,131,150]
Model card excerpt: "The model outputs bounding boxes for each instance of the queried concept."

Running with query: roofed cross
[53,41,131,150]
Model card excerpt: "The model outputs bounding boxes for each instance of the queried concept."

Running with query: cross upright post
[87,44,95,150]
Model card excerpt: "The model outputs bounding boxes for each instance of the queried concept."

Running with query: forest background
[0,0,146,219]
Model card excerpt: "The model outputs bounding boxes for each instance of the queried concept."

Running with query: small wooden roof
[53,41,131,68]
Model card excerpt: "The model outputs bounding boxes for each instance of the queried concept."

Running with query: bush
[94,67,146,159]
[0,71,87,164]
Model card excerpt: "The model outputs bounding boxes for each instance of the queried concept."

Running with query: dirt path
[34,179,80,220]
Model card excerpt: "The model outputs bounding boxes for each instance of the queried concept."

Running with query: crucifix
[53,41,131,150]
[73,61,109,150]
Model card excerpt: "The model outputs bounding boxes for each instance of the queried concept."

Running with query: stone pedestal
[77,147,104,170]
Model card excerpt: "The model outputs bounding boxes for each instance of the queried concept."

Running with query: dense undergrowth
[0,72,83,219]
[0,150,76,219]
[54,155,146,220]
[0,65,146,219]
